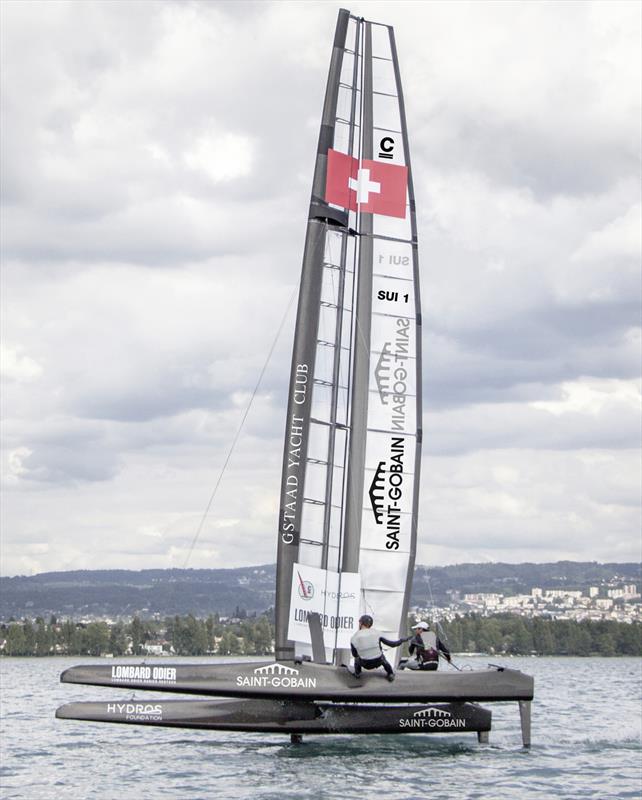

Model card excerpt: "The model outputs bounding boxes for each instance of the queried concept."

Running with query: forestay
[276,9,421,665]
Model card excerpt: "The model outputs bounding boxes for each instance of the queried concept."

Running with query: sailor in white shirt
[350,615,411,682]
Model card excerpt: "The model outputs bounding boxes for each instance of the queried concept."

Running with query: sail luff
[275,9,351,660]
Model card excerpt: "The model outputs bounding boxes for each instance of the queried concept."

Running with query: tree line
[1,613,639,657]
[436,614,641,657]
[0,614,273,657]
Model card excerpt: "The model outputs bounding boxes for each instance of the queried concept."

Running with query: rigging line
[183,284,298,568]
[422,566,451,647]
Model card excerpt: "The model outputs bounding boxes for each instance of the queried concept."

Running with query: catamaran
[57,8,533,745]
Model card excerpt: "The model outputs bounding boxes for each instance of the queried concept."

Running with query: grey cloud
[417,111,640,200]
[424,398,639,456]
[1,1,639,573]
[9,444,120,484]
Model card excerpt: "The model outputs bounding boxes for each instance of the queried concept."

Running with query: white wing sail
[276,10,421,665]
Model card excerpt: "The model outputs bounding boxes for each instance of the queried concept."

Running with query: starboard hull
[56,697,492,736]
[60,660,533,703]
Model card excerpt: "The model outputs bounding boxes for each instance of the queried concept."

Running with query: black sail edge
[274,9,352,660]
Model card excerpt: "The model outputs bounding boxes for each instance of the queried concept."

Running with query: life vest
[418,631,439,662]
[350,629,382,660]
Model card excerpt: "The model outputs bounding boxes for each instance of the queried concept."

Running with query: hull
[56,697,491,735]
[60,660,533,703]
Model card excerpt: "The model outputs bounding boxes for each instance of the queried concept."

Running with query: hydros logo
[399,706,466,729]
[236,662,317,689]
[296,571,314,601]
[110,665,177,684]
[367,437,405,550]
[107,702,163,722]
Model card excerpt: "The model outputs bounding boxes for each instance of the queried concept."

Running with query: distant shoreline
[2,613,639,658]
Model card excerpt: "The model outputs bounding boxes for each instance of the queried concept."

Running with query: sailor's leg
[379,655,393,676]
[353,657,363,677]
[380,655,395,681]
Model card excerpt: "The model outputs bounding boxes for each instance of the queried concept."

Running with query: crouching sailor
[400,621,451,671]
[350,615,411,682]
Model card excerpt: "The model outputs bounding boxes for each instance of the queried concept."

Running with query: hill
[1,561,639,620]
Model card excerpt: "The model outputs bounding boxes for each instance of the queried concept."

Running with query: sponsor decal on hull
[107,702,163,722]
[236,662,317,690]
[110,665,177,684]
[399,706,467,729]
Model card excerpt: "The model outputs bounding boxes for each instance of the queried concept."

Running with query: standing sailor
[401,621,451,671]
[350,615,410,682]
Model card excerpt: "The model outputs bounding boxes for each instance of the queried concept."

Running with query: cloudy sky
[1,0,640,576]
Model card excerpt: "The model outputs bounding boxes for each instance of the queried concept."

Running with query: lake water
[1,656,640,799]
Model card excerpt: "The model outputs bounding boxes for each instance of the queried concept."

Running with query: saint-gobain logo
[414,706,452,718]
[237,661,316,688]
[253,663,300,676]
[400,705,465,729]
[296,572,314,601]
[374,343,394,404]
[367,438,405,551]
[368,461,386,524]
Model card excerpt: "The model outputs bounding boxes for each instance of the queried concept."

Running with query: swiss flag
[325,148,408,219]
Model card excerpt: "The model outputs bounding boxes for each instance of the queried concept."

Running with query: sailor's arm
[379,635,413,648]
[437,638,452,661]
